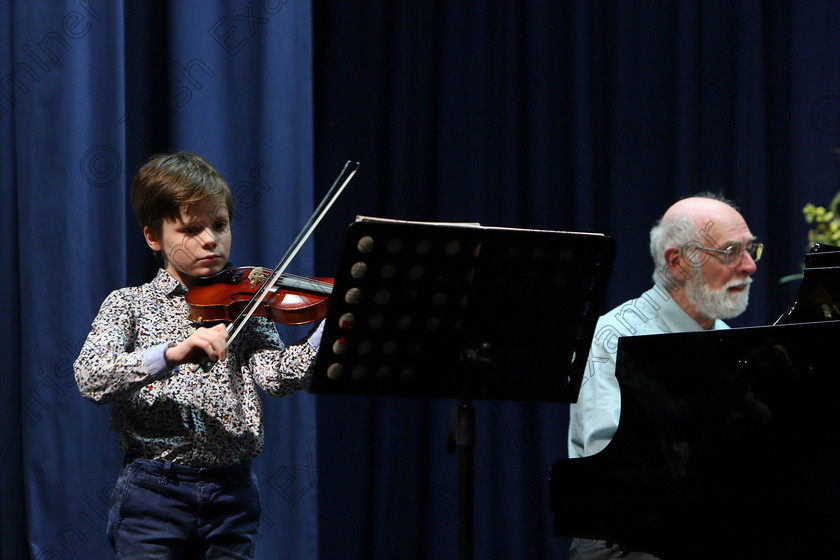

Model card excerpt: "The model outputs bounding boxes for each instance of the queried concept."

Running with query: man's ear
[144,226,162,252]
[664,246,690,281]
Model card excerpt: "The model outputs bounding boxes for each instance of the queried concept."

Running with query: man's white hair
[649,215,697,286]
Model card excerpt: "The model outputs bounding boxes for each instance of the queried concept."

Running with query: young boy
[74,151,323,559]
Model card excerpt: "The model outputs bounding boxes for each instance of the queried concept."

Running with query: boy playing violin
[74,151,323,559]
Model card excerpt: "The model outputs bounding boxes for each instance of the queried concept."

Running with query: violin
[186,266,333,326]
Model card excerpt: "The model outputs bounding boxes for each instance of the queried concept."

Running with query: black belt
[124,454,252,481]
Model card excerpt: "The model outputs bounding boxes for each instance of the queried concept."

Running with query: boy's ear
[144,226,162,252]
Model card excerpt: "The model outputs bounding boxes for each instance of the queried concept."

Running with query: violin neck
[276,276,333,296]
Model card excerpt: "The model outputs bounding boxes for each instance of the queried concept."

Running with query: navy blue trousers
[107,456,261,560]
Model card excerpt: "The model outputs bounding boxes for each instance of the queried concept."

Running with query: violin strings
[277,272,333,291]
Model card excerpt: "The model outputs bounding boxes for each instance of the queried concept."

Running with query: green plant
[803,190,840,247]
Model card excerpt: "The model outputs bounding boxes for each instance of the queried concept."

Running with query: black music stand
[310,217,615,559]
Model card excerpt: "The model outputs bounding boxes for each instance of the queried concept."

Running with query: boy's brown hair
[131,151,234,237]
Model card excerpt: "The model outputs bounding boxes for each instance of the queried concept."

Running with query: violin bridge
[249,267,267,288]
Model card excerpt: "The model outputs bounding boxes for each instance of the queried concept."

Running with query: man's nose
[737,250,757,275]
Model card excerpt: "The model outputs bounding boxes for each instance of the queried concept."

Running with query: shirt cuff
[307,320,325,351]
[144,342,179,381]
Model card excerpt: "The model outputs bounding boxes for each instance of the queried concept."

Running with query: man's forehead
[704,215,753,245]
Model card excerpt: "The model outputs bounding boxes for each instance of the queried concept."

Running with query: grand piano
[550,244,840,559]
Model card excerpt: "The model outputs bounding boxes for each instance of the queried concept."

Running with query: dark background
[2,1,839,559]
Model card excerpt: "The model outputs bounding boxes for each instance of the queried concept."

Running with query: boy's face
[144,195,232,289]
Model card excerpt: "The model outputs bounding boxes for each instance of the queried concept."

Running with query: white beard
[685,274,751,320]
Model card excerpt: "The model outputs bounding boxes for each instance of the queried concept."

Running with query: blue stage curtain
[1,1,316,558]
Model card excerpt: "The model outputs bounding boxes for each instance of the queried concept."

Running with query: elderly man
[567,194,762,560]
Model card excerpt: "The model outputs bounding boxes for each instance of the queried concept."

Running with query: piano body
[550,245,840,559]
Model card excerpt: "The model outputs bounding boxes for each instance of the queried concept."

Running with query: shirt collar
[152,268,188,297]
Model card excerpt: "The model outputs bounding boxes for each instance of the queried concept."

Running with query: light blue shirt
[568,285,729,459]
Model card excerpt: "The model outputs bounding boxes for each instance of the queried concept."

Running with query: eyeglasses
[696,242,764,264]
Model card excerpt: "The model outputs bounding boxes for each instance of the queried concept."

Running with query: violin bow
[195,160,360,373]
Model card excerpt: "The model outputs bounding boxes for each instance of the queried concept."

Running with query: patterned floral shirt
[74,269,317,466]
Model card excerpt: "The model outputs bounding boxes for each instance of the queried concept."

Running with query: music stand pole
[455,397,475,560]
